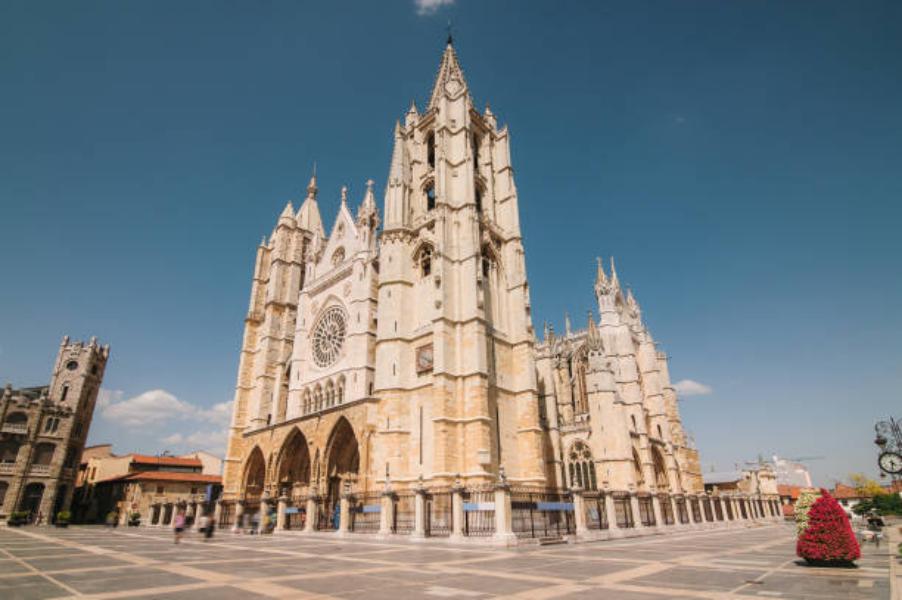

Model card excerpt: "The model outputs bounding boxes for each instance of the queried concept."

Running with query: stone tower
[375,41,544,485]
[223,172,324,490]
[0,336,109,520]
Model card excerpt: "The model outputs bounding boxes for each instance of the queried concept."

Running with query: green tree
[853,493,902,516]
[849,473,884,497]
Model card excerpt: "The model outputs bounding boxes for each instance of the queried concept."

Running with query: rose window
[312,306,347,368]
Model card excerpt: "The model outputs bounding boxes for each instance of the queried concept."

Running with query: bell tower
[374,41,544,486]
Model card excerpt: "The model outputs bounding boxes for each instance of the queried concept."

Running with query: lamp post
[874,418,902,485]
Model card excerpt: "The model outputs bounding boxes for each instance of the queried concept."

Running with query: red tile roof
[130,454,202,468]
[777,484,803,500]
[100,471,221,485]
[832,484,864,500]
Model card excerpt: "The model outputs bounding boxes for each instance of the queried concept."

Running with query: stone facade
[221,42,778,541]
[0,336,109,521]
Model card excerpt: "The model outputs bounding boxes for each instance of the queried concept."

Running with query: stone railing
[0,463,16,475]
[30,464,51,475]
[232,484,783,546]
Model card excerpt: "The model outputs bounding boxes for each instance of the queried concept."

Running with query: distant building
[703,465,779,497]
[0,337,109,522]
[73,447,221,524]
[770,455,813,487]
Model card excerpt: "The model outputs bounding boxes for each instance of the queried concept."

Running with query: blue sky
[1,1,900,486]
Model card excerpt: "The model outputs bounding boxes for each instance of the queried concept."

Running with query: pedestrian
[173,510,186,544]
[105,511,117,530]
[197,514,210,542]
[35,511,44,526]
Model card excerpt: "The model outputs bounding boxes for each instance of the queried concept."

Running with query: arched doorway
[19,482,45,516]
[243,447,266,500]
[651,447,669,490]
[275,428,311,498]
[324,417,359,529]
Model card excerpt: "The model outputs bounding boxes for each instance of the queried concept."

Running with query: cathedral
[220,41,773,540]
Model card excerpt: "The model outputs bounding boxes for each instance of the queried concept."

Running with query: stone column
[232,500,245,532]
[413,485,427,539]
[379,488,395,536]
[338,491,351,536]
[196,502,206,520]
[213,501,222,527]
[671,495,684,527]
[686,495,698,527]
[492,479,516,546]
[276,496,288,531]
[605,492,620,535]
[630,493,643,530]
[166,504,177,527]
[651,493,663,529]
[450,482,465,541]
[304,494,318,533]
[144,504,154,527]
[571,487,588,537]
[260,497,271,533]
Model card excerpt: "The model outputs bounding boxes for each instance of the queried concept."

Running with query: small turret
[278,201,295,228]
[296,167,326,238]
[586,310,602,351]
[405,100,419,127]
[358,179,377,219]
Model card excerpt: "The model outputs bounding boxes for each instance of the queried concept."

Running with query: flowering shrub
[794,489,821,535]
[796,489,860,565]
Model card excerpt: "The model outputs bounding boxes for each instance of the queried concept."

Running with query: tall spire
[609,256,621,292]
[595,257,607,292]
[296,165,325,238]
[359,179,377,216]
[428,40,472,110]
[586,310,602,351]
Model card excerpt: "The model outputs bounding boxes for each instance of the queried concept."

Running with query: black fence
[316,502,334,531]
[218,501,235,528]
[702,497,714,522]
[393,492,416,534]
[739,499,748,519]
[510,488,574,539]
[637,495,655,527]
[659,494,675,525]
[463,487,495,537]
[690,497,702,522]
[724,498,734,520]
[285,505,306,530]
[713,498,724,521]
[676,497,689,524]
[613,494,634,528]
[427,489,453,537]
[584,492,609,530]
[350,493,381,533]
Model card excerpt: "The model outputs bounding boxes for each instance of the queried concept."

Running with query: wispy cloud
[161,429,228,455]
[99,388,232,428]
[415,0,454,16]
[674,379,713,397]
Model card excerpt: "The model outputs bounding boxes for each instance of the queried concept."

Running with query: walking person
[173,510,186,544]
[197,513,211,542]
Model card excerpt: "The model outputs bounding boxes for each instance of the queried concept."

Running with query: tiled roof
[130,454,202,468]
[777,484,803,499]
[100,471,221,485]
[832,484,864,500]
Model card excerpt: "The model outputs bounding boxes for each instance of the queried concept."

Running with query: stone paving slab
[0,522,892,599]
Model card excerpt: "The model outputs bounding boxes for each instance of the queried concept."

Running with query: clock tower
[373,40,545,486]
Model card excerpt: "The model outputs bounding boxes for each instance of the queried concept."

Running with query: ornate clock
[416,344,434,373]
[878,451,902,475]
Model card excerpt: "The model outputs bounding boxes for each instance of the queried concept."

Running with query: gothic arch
[324,417,360,507]
[242,446,266,500]
[632,447,644,485]
[275,428,311,497]
[651,446,669,490]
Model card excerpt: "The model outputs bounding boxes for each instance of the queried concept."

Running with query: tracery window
[311,306,348,368]
[567,441,597,491]
[632,448,644,484]
[652,447,669,490]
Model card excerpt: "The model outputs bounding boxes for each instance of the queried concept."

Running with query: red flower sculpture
[796,489,860,565]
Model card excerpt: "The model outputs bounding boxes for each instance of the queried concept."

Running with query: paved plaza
[0,523,892,599]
